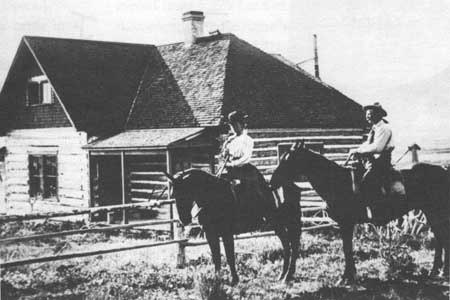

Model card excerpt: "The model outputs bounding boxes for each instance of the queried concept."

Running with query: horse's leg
[222,231,239,285]
[430,226,443,277]
[275,225,291,281]
[428,212,449,277]
[442,222,449,276]
[444,243,449,277]
[204,226,221,272]
[339,222,357,284]
[285,221,301,282]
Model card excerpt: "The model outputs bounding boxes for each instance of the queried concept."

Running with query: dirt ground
[1,221,449,300]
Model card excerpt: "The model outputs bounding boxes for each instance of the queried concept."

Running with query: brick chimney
[182,11,205,47]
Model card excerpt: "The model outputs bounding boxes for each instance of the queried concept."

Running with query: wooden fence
[0,198,332,269]
[1,143,447,270]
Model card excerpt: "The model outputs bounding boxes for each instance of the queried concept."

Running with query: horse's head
[165,170,195,225]
[270,140,310,189]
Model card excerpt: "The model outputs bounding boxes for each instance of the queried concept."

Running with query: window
[26,75,56,105]
[29,155,58,200]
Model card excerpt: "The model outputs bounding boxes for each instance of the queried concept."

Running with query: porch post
[87,151,93,222]
[166,149,174,238]
[121,151,128,224]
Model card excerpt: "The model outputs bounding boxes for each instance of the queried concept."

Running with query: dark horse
[270,141,450,284]
[165,167,301,284]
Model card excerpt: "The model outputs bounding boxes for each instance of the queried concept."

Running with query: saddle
[350,165,406,198]
[224,164,273,232]
[350,162,407,222]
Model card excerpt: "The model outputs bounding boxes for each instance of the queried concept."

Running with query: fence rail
[0,199,175,223]
[2,144,446,269]
[0,219,335,269]
[1,238,188,268]
[0,219,179,245]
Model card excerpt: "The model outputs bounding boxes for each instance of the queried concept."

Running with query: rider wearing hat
[350,102,394,165]
[221,111,270,227]
[349,102,394,218]
[222,111,254,170]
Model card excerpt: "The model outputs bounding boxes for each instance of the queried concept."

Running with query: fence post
[175,222,186,268]
[409,143,421,164]
[107,212,115,224]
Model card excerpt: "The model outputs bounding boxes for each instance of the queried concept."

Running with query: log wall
[4,128,89,212]
[216,128,365,207]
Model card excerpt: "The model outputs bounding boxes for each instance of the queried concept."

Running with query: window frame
[26,75,56,106]
[28,153,59,201]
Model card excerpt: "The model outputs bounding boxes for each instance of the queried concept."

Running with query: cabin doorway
[98,155,122,206]
[90,155,123,221]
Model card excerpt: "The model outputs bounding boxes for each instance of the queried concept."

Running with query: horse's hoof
[231,276,239,286]
[429,269,440,278]
[336,276,356,287]
[278,273,287,281]
[284,274,294,283]
[336,278,347,286]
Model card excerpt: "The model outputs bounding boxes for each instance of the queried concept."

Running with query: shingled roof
[126,33,365,130]
[223,35,365,128]
[0,33,365,137]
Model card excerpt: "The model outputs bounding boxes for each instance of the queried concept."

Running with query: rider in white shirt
[356,119,394,158]
[223,123,254,168]
[350,102,394,171]
[220,111,273,229]
[349,102,396,219]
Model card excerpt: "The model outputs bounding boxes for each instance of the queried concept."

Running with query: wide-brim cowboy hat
[363,102,387,117]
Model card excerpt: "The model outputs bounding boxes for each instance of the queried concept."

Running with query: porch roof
[84,127,206,151]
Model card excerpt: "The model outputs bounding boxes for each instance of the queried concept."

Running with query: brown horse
[165,167,301,284]
[270,141,450,284]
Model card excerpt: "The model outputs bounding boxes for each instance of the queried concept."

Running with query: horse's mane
[301,148,343,172]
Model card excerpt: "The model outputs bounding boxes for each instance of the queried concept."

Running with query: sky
[0,0,449,124]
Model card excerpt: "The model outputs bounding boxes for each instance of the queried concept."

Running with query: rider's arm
[228,137,254,167]
[357,126,392,154]
[221,135,235,157]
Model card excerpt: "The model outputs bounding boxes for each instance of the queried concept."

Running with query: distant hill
[373,66,450,149]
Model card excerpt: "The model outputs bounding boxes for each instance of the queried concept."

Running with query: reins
[216,155,230,178]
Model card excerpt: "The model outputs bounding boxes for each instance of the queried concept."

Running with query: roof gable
[0,40,73,132]
[23,36,157,136]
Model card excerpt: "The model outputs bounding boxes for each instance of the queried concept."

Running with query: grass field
[1,220,449,300]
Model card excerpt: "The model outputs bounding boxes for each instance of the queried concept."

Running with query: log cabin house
[0,11,365,219]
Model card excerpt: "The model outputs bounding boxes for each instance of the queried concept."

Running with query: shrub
[195,268,231,300]
[384,246,418,280]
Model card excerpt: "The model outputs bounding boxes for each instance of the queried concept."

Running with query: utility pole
[296,34,321,80]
